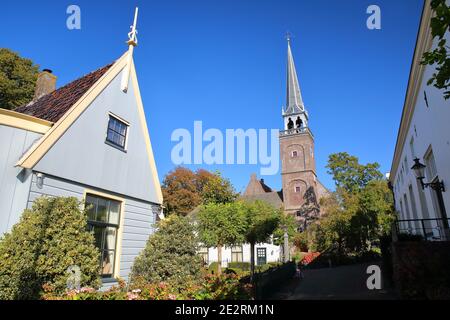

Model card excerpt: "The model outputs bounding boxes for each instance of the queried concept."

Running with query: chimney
[33,69,57,101]
[260,179,265,184]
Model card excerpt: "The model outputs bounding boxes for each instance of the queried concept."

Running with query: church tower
[280,38,320,223]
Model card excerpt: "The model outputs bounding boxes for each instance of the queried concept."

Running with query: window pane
[102,251,115,276]
[104,227,117,251]
[92,226,104,249]
[85,195,97,221]
[108,201,120,225]
[96,198,108,223]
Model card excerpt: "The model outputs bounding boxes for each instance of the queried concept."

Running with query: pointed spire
[285,38,304,114]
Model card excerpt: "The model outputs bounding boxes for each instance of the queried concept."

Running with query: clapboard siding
[28,173,157,285]
[0,126,41,235]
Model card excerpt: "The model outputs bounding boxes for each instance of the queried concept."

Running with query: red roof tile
[14,63,113,122]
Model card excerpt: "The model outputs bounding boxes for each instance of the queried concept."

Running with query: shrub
[208,262,220,275]
[131,215,203,286]
[0,197,101,300]
[228,262,250,271]
[43,274,253,300]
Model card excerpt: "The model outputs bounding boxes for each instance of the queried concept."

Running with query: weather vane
[285,31,294,42]
[121,7,139,93]
[127,7,139,47]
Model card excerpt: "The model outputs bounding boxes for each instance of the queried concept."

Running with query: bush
[0,197,101,300]
[43,274,253,300]
[228,262,250,271]
[397,233,424,242]
[131,215,203,286]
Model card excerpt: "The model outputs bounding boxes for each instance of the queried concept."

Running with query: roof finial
[121,7,139,93]
[285,31,293,43]
[127,7,139,47]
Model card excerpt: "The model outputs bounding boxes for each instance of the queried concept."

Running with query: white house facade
[389,0,450,240]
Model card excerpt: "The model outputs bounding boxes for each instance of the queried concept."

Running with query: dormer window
[106,114,129,150]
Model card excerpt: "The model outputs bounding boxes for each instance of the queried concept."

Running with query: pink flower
[126,292,139,300]
[168,294,177,300]
[80,287,96,293]
[132,289,141,294]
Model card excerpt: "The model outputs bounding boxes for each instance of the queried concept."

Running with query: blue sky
[1,0,424,193]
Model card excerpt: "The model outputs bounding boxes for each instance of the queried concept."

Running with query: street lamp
[411,158,445,192]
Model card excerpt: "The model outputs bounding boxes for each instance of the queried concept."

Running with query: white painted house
[389,0,450,240]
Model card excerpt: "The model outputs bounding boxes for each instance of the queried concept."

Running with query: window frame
[105,113,129,151]
[231,245,243,263]
[84,192,123,279]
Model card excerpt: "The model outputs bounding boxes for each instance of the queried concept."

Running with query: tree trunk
[217,244,222,275]
[250,242,255,282]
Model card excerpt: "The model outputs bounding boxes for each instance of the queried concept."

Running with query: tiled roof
[241,191,284,209]
[14,63,113,122]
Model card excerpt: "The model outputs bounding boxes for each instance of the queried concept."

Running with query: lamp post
[411,158,445,192]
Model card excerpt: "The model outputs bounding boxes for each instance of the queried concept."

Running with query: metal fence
[394,218,450,241]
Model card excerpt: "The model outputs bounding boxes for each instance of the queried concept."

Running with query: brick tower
[279,37,321,228]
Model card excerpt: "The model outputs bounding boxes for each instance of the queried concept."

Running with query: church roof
[285,39,305,115]
[243,173,273,196]
[14,63,113,122]
[241,191,284,209]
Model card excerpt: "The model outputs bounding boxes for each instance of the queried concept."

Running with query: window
[198,247,209,265]
[106,115,128,149]
[292,150,298,158]
[85,194,121,278]
[231,246,243,263]
[294,185,301,193]
[410,137,416,158]
[256,248,267,266]
[424,148,437,181]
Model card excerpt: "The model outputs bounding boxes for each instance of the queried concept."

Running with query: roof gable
[15,52,162,204]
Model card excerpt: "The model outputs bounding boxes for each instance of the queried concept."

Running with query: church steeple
[282,38,308,131]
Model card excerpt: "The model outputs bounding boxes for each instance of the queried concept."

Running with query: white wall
[392,27,450,237]
[204,243,281,267]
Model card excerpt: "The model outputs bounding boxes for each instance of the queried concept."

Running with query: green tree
[422,0,450,99]
[201,171,238,205]
[326,152,383,194]
[131,215,203,286]
[0,48,39,110]
[302,153,394,258]
[242,201,281,280]
[0,197,101,300]
[197,202,247,275]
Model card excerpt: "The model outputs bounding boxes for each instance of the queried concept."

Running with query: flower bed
[41,274,253,300]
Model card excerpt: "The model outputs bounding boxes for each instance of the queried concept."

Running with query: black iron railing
[394,218,450,241]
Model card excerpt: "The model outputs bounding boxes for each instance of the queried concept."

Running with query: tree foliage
[241,200,282,278]
[422,0,450,99]
[0,197,101,300]
[162,167,237,216]
[302,153,395,257]
[196,202,247,275]
[326,152,384,194]
[0,48,39,110]
[131,215,203,286]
